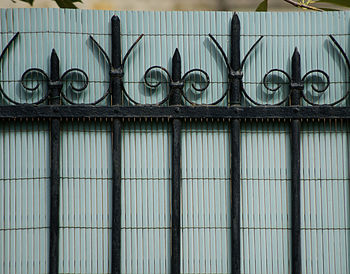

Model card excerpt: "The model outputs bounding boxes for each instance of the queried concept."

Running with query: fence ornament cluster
[1,10,349,274]
[1,14,349,107]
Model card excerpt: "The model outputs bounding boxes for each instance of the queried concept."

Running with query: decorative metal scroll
[0,33,91,105]
[208,35,264,105]
[207,14,349,107]
[260,35,350,107]
[262,68,333,106]
[143,49,211,106]
[89,15,144,106]
[0,14,349,107]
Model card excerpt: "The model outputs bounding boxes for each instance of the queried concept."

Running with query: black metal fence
[0,12,349,274]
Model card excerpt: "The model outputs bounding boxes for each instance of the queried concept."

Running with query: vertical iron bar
[49,49,60,274]
[112,118,121,274]
[111,15,122,274]
[291,48,301,274]
[230,13,241,274]
[112,15,122,105]
[230,119,240,274]
[170,48,182,274]
[230,13,241,105]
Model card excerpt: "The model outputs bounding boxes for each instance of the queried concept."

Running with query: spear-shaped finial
[292,47,301,83]
[172,48,181,82]
[169,48,183,106]
[50,49,59,81]
[112,15,121,69]
[231,12,240,71]
[291,47,302,106]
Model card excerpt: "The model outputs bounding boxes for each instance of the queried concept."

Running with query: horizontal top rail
[0,105,350,119]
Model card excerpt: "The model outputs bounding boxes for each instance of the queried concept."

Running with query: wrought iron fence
[0,10,349,274]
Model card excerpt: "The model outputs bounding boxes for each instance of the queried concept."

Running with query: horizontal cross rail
[1,105,350,119]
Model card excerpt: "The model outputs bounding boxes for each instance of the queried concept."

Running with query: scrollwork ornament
[301,69,332,106]
[0,33,51,105]
[20,68,50,105]
[256,69,293,106]
[180,69,216,106]
[140,66,172,105]
[298,35,350,106]
[89,33,144,105]
[59,68,94,105]
[209,33,264,106]
[308,35,350,106]
[142,64,212,106]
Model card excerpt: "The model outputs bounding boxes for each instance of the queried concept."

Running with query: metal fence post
[170,48,182,274]
[49,49,61,274]
[230,13,241,274]
[291,48,302,274]
[111,15,122,274]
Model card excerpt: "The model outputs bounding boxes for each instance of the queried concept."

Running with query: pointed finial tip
[51,49,59,63]
[112,15,120,22]
[232,13,240,27]
[293,47,300,55]
[173,48,181,61]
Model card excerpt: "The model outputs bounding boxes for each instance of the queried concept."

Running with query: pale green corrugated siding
[0,122,50,273]
[300,121,349,274]
[241,121,291,273]
[0,9,349,274]
[181,121,230,273]
[60,121,112,273]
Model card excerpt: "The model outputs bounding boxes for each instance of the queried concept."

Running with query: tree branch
[283,0,323,11]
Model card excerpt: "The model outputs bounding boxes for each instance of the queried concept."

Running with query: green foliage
[315,0,350,8]
[256,0,350,11]
[54,0,81,8]
[18,0,80,8]
[18,0,34,5]
[256,0,268,11]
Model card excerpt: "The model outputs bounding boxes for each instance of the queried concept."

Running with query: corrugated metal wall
[241,121,291,273]
[0,121,50,273]
[181,121,230,273]
[0,9,349,274]
[300,120,349,274]
[60,121,112,273]
[121,122,171,273]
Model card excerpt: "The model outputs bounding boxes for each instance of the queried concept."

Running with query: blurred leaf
[315,0,350,8]
[256,0,268,11]
[19,0,34,5]
[19,0,82,7]
[319,7,340,10]
[300,0,316,4]
[54,0,80,8]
